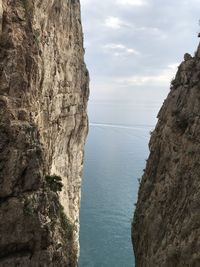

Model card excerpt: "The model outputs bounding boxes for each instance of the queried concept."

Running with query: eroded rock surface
[0,0,89,266]
[133,43,200,266]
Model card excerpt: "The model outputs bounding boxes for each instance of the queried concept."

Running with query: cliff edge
[0,0,89,266]
[133,43,200,266]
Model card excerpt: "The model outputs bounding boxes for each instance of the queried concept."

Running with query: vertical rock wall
[0,0,89,266]
[133,45,200,266]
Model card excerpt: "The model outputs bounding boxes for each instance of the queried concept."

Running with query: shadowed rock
[0,0,89,266]
[133,43,200,266]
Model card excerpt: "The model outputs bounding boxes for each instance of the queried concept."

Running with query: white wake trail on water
[89,122,154,140]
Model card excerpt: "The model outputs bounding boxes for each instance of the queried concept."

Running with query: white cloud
[126,48,140,55]
[168,63,179,70]
[116,0,148,6]
[135,26,167,40]
[104,44,126,50]
[103,43,140,56]
[103,16,167,39]
[117,64,178,86]
[104,16,129,29]
[80,0,91,5]
[81,0,197,103]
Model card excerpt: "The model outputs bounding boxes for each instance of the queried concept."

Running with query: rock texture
[133,44,200,266]
[0,0,89,266]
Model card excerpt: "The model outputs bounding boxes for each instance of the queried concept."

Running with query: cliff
[132,44,200,266]
[0,0,89,266]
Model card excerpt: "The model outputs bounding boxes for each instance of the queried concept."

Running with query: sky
[80,0,200,103]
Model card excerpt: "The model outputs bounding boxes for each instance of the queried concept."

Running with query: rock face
[133,44,200,266]
[0,0,89,266]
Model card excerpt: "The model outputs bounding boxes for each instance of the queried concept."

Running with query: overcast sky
[80,0,200,102]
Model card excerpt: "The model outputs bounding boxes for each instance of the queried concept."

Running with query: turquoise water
[79,101,160,267]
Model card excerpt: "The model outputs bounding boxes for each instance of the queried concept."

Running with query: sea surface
[79,100,163,267]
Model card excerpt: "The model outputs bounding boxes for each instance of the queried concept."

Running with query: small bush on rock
[45,175,63,193]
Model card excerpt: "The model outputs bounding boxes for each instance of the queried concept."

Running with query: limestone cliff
[133,44,200,266]
[0,0,89,266]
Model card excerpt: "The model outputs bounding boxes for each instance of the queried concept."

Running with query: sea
[79,97,166,267]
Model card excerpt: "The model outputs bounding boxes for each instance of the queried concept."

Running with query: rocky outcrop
[132,43,200,266]
[0,0,89,266]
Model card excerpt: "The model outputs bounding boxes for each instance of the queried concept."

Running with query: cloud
[81,0,199,102]
[116,0,148,6]
[104,16,129,29]
[80,0,91,5]
[167,63,179,70]
[103,43,140,56]
[116,64,178,86]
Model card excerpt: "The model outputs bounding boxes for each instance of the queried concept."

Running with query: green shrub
[22,0,33,13]
[23,197,33,216]
[33,29,40,46]
[45,175,63,193]
[170,77,175,85]
[59,204,74,240]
